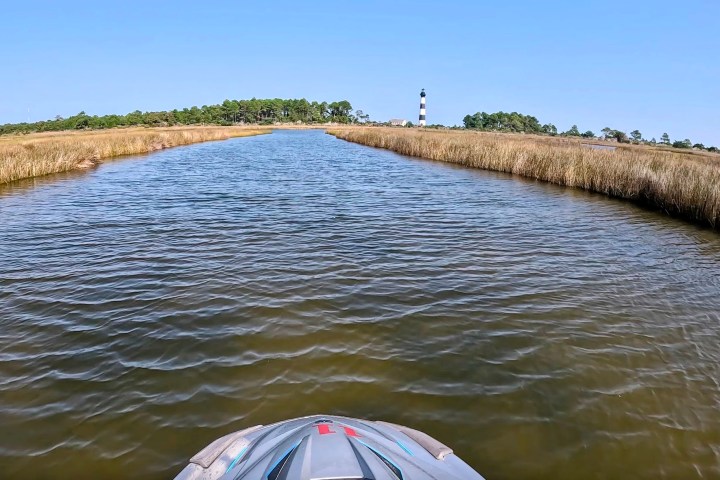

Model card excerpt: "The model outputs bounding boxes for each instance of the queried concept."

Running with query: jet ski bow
[175,414,485,479]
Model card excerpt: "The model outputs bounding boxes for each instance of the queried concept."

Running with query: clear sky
[1,1,718,145]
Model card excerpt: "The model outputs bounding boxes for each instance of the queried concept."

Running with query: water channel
[1,130,719,479]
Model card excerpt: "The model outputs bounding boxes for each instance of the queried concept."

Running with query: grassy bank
[328,128,720,228]
[0,126,269,184]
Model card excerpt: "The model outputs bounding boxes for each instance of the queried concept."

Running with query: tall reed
[328,128,720,228]
[0,126,269,184]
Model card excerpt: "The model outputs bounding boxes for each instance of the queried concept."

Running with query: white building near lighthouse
[419,89,426,127]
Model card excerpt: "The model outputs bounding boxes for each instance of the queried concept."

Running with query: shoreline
[0,126,269,185]
[327,127,720,229]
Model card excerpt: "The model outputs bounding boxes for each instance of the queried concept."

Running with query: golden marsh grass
[0,126,269,184]
[328,128,720,228]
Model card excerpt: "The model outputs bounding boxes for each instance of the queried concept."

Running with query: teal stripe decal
[225,445,248,473]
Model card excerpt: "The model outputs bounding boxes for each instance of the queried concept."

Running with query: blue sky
[1,1,718,145]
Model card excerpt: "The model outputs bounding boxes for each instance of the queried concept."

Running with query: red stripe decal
[316,424,335,435]
[343,426,361,437]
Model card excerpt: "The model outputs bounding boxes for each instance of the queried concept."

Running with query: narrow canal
[1,130,718,479]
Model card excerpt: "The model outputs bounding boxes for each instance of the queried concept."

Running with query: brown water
[1,130,719,479]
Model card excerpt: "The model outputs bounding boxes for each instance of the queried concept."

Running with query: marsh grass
[328,128,720,228]
[0,126,269,184]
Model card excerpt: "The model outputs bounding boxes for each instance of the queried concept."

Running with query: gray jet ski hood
[175,414,485,480]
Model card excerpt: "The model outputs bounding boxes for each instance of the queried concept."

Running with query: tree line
[463,111,718,153]
[0,98,356,135]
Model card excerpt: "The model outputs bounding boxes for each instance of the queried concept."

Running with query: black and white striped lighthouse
[419,88,426,127]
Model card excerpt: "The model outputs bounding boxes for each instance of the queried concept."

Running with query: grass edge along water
[0,126,269,185]
[328,127,720,229]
